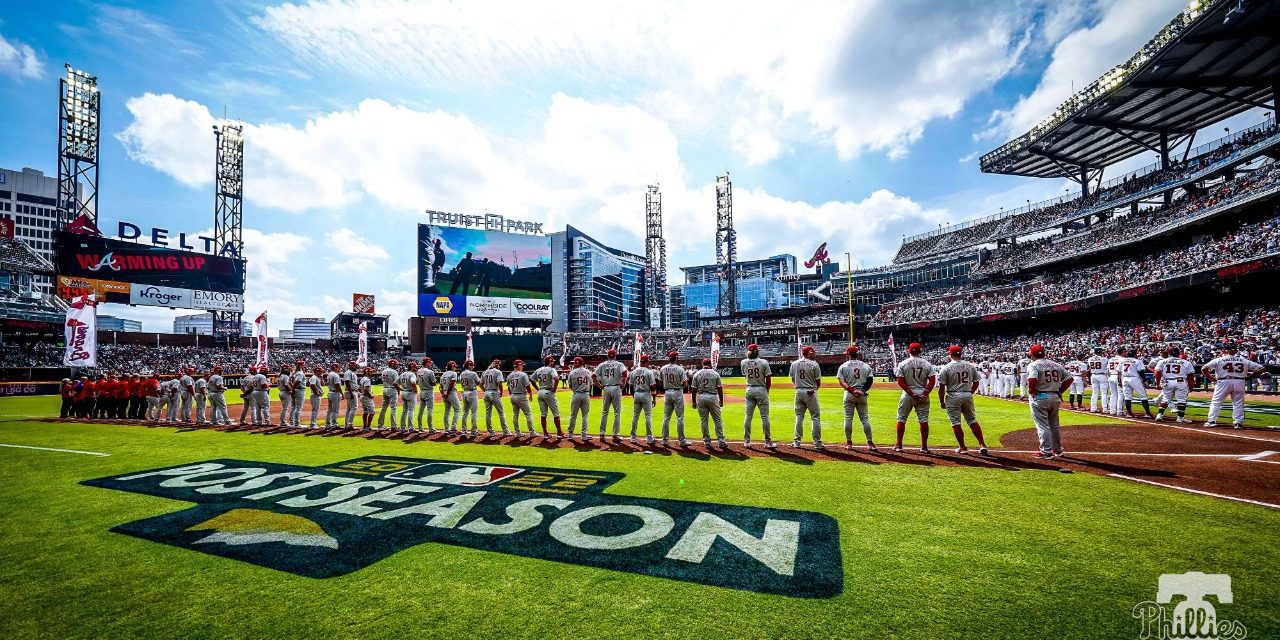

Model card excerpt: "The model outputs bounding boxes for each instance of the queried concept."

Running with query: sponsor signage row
[126,285,242,311]
[418,294,552,320]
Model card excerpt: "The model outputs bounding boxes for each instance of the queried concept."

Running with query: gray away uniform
[459,370,481,433]
[507,370,534,435]
[1027,358,1068,456]
[690,368,724,443]
[440,370,461,431]
[658,363,688,442]
[399,370,419,429]
[629,366,656,441]
[937,360,980,428]
[741,357,772,444]
[837,359,874,443]
[894,356,934,424]
[789,358,822,445]
[208,374,229,425]
[325,371,343,427]
[289,370,306,427]
[342,369,359,426]
[417,368,437,431]
[482,367,507,434]
[378,366,400,427]
[532,366,561,420]
[595,359,627,436]
[566,367,593,436]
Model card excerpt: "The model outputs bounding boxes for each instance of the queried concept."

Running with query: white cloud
[981,0,1186,141]
[117,94,217,189]
[252,0,1049,162]
[325,227,389,271]
[0,32,45,80]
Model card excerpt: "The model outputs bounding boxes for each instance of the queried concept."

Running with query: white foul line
[0,443,110,457]
[1240,450,1277,461]
[1107,473,1279,510]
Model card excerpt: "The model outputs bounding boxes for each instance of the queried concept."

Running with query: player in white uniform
[289,360,307,428]
[740,344,774,448]
[440,361,461,434]
[1115,347,1153,418]
[342,362,360,428]
[894,342,935,453]
[1063,356,1087,411]
[658,351,688,446]
[1086,348,1109,413]
[629,355,657,444]
[324,363,344,429]
[377,358,400,428]
[208,366,229,426]
[417,357,437,433]
[789,345,823,449]
[936,345,989,455]
[307,366,324,428]
[999,359,1017,398]
[506,359,535,438]
[977,360,992,396]
[566,357,593,441]
[1152,347,1195,423]
[456,361,480,435]
[1104,351,1123,416]
[1202,345,1264,429]
[399,363,419,432]
[593,349,628,438]
[482,359,508,436]
[531,356,562,439]
[690,359,725,448]
[1016,357,1032,399]
[359,367,375,428]
[1026,345,1071,459]
[836,345,876,451]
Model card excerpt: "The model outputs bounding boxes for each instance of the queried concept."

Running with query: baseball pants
[843,392,872,443]
[1090,374,1109,411]
[630,393,654,439]
[510,396,534,434]
[290,390,305,427]
[1018,374,1028,397]
[326,391,341,427]
[1207,379,1247,424]
[600,386,623,436]
[484,391,507,433]
[1030,393,1062,455]
[344,392,358,426]
[209,393,228,425]
[1070,377,1085,396]
[309,395,321,427]
[443,393,461,431]
[378,391,398,427]
[744,386,771,443]
[1121,377,1147,403]
[1107,379,1122,414]
[194,394,207,424]
[793,390,821,444]
[361,395,375,414]
[696,393,724,442]
[278,392,292,427]
[943,393,977,427]
[254,390,271,425]
[567,392,590,435]
[537,390,561,419]
[661,391,685,441]
[896,391,930,424]
[179,393,193,422]
[400,392,418,428]
[462,391,479,432]
[417,393,435,431]
[147,396,160,421]
[1159,381,1189,407]
[1001,375,1016,398]
[166,396,179,422]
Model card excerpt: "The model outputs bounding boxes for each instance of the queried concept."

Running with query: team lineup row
[56,341,1265,458]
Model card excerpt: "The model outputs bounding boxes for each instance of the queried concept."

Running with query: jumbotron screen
[417,224,552,320]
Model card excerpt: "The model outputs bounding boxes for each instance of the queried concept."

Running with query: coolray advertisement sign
[55,231,246,296]
[83,456,842,597]
[509,298,553,320]
[130,284,192,309]
[56,276,131,304]
[193,289,244,312]
[417,223,552,319]
[353,293,376,314]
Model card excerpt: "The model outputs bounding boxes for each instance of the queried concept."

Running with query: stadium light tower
[715,173,737,320]
[645,184,667,329]
[56,64,100,228]
[213,122,245,346]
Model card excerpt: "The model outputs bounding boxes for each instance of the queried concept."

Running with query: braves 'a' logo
[87,253,122,272]
[804,242,830,269]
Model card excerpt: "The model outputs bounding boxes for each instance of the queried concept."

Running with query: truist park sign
[426,210,543,235]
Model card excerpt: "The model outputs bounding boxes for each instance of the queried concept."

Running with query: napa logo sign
[83,457,842,597]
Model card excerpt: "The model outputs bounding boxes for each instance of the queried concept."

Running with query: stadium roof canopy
[980,0,1279,180]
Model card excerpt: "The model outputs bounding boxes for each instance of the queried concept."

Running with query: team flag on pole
[559,335,568,368]
[465,328,474,364]
[356,321,368,367]
[63,294,98,368]
[633,332,644,367]
[710,332,721,368]
[887,333,897,364]
[796,327,803,358]
[254,311,269,367]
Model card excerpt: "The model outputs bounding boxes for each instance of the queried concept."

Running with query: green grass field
[2,385,1278,639]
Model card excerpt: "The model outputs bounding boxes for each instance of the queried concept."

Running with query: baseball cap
[544,355,555,364]
[513,359,524,367]
[948,345,963,355]
[747,343,759,351]
[573,356,584,365]
[844,345,859,356]
[607,348,617,357]
[908,342,922,352]
[801,345,816,355]
[640,354,650,362]
[388,358,399,366]
[348,360,357,367]
[701,358,712,367]
[667,350,679,360]
[1029,345,1046,357]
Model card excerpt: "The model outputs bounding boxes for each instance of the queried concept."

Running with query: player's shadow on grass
[1054,456,1177,478]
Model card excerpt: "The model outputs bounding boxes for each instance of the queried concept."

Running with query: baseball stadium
[1,1,1279,638]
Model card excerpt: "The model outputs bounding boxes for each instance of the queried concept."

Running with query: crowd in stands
[1,344,351,374]
[894,121,1279,263]
[872,213,1280,328]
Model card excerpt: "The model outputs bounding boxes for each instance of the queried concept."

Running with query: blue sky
[2,0,1260,333]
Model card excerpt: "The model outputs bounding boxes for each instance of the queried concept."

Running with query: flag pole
[845,252,854,344]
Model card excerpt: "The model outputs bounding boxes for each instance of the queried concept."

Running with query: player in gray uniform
[208,366,229,426]
[459,360,481,435]
[658,351,689,446]
[628,355,657,444]
[936,345,989,455]
[399,363,419,431]
[253,366,272,426]
[482,359,508,436]
[289,360,307,428]
[324,363,344,429]
[1026,345,1072,459]
[593,349,628,438]
[506,359,535,438]
[166,376,181,422]
[1153,347,1195,423]
[276,364,293,428]
[416,357,437,433]
[343,362,360,427]
[440,361,461,434]
[359,367,376,428]
[836,345,876,451]
[178,370,195,423]
[193,372,209,425]
[238,372,255,426]
[690,358,725,448]
[531,356,563,439]
[1016,356,1032,399]
[893,342,935,454]
[740,344,773,448]
[377,358,400,428]
[307,366,324,428]
[566,357,594,441]
[789,345,823,449]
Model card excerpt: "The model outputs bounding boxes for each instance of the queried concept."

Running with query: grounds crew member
[399,361,420,431]
[593,348,628,439]
[837,344,876,451]
[440,361,461,434]
[377,358,400,427]
[691,358,726,448]
[629,354,657,444]
[566,357,593,441]
[324,363,344,429]
[1026,344,1072,459]
[417,357,438,433]
[894,342,935,454]
[740,343,774,448]
[936,345,989,455]
[289,360,307,428]
[482,358,509,436]
[307,366,324,428]
[506,359,536,438]
[789,344,823,449]
[458,360,481,435]
[208,366,229,426]
[531,356,563,440]
[658,351,689,447]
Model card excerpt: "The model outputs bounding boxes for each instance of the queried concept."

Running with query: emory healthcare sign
[83,456,842,597]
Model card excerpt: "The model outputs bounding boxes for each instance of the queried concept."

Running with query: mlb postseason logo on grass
[83,457,842,597]
[1132,572,1247,639]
